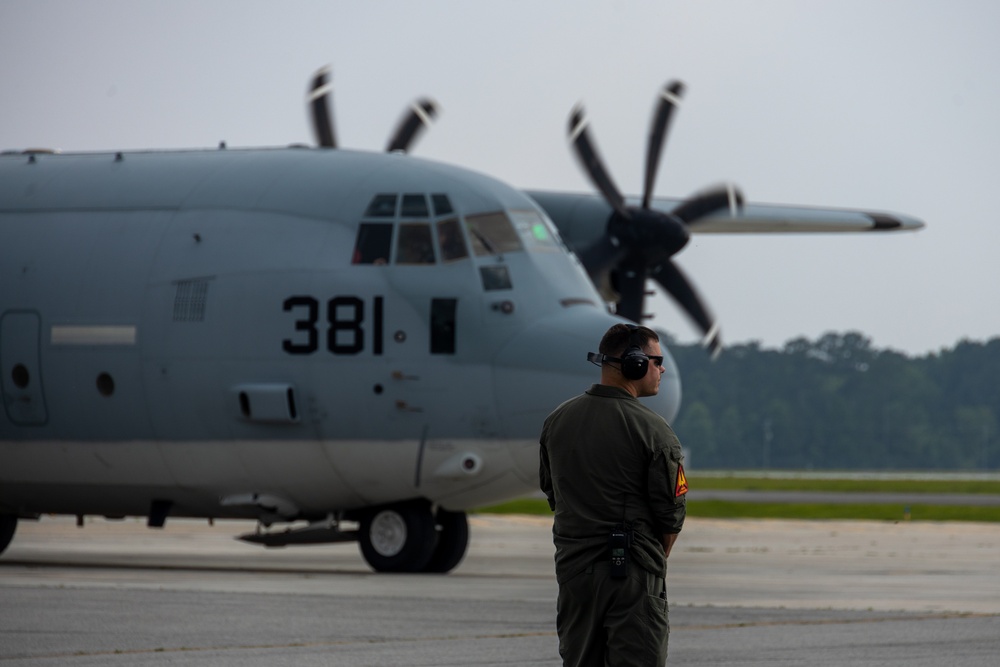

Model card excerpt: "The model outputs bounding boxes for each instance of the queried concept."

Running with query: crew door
[0,310,48,426]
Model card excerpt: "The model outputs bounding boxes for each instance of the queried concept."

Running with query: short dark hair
[599,323,659,358]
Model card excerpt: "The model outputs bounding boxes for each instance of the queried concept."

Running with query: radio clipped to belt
[608,523,633,579]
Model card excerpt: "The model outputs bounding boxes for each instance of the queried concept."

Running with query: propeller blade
[671,183,744,225]
[613,262,649,323]
[651,260,722,357]
[386,98,439,153]
[308,66,336,148]
[577,234,627,281]
[568,104,629,219]
[642,81,685,209]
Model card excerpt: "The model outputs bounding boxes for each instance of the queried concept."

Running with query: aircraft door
[0,310,48,426]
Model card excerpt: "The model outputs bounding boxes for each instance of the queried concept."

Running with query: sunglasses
[589,353,665,369]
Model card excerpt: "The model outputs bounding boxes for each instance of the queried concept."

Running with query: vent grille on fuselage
[173,279,210,322]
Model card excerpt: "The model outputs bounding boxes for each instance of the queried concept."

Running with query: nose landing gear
[358,501,469,574]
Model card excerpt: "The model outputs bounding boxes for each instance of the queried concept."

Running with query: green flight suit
[540,384,687,666]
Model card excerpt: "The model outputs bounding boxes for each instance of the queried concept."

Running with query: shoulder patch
[675,463,688,497]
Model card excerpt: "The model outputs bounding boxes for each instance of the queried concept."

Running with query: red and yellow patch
[675,463,688,497]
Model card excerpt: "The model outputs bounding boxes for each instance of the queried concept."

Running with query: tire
[358,502,437,573]
[422,509,469,573]
[0,515,16,556]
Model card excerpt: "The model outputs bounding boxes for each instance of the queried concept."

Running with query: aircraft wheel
[0,515,16,556]
[422,509,469,573]
[359,502,436,573]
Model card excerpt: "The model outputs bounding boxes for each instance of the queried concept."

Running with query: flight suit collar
[585,384,637,400]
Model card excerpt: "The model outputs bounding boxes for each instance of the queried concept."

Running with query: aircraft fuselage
[0,147,681,529]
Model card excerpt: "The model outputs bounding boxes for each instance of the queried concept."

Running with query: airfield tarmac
[1,515,998,666]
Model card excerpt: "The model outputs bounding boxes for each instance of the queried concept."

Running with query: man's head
[597,323,665,397]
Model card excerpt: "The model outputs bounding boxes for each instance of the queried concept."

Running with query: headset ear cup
[621,325,649,380]
[621,350,648,380]
[622,324,649,380]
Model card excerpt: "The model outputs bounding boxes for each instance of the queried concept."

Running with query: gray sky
[3,0,997,356]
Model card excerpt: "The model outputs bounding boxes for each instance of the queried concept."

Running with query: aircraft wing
[526,190,925,241]
[526,188,925,349]
[672,199,926,234]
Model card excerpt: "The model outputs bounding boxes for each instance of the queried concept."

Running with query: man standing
[539,323,687,666]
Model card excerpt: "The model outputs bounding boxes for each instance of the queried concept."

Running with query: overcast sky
[3,0,997,356]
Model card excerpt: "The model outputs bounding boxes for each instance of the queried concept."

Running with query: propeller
[386,99,440,153]
[308,67,336,148]
[567,81,744,357]
[308,66,439,153]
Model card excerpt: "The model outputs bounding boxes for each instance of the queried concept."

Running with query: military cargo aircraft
[0,69,922,573]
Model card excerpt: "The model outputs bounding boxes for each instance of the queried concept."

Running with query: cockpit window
[510,210,561,252]
[431,194,454,217]
[395,223,435,264]
[352,223,393,264]
[436,218,468,262]
[465,212,523,256]
[353,192,473,266]
[365,194,398,217]
[401,194,430,218]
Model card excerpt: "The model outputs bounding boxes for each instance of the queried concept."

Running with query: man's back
[540,384,685,581]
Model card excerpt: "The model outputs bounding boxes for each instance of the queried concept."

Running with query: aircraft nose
[491,306,680,435]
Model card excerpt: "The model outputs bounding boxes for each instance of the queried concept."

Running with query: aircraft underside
[0,437,539,573]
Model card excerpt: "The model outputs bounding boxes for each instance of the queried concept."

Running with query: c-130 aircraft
[0,68,922,573]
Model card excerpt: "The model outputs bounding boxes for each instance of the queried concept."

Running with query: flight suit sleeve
[647,436,687,535]
[539,428,556,511]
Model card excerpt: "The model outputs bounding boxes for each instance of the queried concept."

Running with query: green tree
[670,332,1000,471]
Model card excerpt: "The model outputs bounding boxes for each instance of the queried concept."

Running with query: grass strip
[685,501,1000,522]
[474,498,1000,523]
[687,477,1000,495]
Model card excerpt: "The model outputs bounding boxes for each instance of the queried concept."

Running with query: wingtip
[866,212,925,231]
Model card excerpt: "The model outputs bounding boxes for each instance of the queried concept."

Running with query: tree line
[667,332,1000,471]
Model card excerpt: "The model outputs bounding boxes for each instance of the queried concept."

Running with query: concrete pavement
[1,514,997,665]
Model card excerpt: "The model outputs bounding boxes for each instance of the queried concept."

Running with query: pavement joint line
[679,611,999,631]
[0,631,561,661]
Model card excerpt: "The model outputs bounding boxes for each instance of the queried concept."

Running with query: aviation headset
[587,325,651,380]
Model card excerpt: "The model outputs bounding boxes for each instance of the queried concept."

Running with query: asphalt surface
[1,514,998,666]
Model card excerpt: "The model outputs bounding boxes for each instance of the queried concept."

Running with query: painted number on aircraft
[282,296,384,355]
